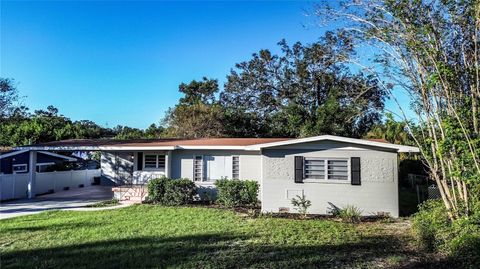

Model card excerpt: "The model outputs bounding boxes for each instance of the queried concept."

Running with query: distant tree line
[0,78,165,147]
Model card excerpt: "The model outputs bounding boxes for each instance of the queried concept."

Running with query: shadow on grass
[0,232,462,269]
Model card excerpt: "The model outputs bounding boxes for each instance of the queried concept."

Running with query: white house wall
[100,151,133,185]
[261,141,399,217]
[170,150,262,182]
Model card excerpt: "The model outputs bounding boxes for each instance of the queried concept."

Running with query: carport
[12,140,122,199]
[0,186,113,219]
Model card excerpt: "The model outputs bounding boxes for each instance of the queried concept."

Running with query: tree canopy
[220,35,386,138]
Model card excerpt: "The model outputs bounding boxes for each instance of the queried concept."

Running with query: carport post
[27,150,37,199]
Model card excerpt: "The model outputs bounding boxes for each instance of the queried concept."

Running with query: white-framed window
[193,155,204,182]
[304,158,349,183]
[143,154,166,170]
[12,164,28,173]
[232,156,240,179]
[36,162,55,173]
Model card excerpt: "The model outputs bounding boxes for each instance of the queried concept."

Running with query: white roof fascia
[245,135,420,153]
[0,149,29,159]
[16,145,257,151]
[38,151,77,161]
[176,145,251,150]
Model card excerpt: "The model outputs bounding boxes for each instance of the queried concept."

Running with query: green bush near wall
[412,199,480,266]
[215,179,259,208]
[147,177,197,206]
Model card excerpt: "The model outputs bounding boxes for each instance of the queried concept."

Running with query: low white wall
[0,169,101,201]
[132,171,165,184]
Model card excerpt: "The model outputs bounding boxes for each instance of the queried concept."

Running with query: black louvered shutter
[137,152,143,171]
[294,156,304,183]
[351,157,361,185]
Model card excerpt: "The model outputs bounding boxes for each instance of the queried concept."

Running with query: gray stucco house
[20,135,419,217]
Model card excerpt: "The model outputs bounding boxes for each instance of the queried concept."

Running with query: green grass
[0,205,448,268]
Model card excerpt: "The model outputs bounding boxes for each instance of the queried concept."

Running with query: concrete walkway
[0,186,114,220]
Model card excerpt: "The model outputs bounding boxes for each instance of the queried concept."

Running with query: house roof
[16,138,292,151]
[0,149,77,161]
[245,135,419,153]
[15,136,419,153]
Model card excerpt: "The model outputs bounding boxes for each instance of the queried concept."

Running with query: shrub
[163,179,197,206]
[242,180,260,207]
[338,205,363,223]
[412,199,480,265]
[215,179,259,208]
[291,194,311,218]
[147,177,197,205]
[449,217,480,262]
[147,177,169,203]
[412,199,450,251]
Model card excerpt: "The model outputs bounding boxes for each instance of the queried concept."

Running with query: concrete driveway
[0,186,113,220]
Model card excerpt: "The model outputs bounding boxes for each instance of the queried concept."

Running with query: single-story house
[17,135,419,217]
[0,150,77,174]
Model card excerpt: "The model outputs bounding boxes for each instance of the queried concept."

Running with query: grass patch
[0,205,455,268]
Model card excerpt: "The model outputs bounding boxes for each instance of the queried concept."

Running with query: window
[304,158,325,179]
[143,154,165,170]
[232,156,240,179]
[12,164,27,173]
[304,158,349,182]
[36,163,55,173]
[327,160,348,180]
[193,155,204,182]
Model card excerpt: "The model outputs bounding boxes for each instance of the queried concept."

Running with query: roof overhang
[0,149,78,161]
[245,135,420,153]
[16,146,177,151]
[14,135,420,153]
[0,149,29,159]
[17,145,257,151]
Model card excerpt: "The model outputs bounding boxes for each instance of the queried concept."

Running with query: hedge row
[146,177,260,208]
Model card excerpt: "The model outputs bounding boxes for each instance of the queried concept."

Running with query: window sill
[194,181,216,185]
[303,179,350,184]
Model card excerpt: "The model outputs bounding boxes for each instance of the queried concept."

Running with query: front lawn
[0,205,451,268]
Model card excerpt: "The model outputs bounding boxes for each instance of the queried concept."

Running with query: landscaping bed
[0,205,459,269]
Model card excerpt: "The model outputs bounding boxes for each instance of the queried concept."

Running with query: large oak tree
[220,33,387,138]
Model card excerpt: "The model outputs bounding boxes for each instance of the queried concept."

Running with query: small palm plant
[339,205,363,223]
[291,194,312,218]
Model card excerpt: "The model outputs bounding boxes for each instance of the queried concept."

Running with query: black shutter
[294,156,304,183]
[137,152,143,171]
[351,157,361,185]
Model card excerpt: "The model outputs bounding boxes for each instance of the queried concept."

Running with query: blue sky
[1,1,408,129]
